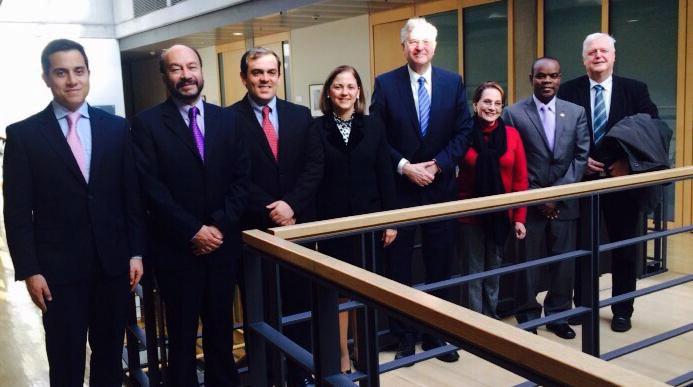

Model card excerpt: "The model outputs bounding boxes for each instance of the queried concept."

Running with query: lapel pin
[559,112,565,118]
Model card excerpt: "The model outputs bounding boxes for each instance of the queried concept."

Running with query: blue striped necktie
[592,84,607,143]
[417,76,430,137]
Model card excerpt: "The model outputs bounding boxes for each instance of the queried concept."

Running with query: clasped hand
[403,161,439,187]
[192,225,224,255]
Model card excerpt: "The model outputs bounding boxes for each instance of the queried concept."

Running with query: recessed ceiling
[122,0,429,61]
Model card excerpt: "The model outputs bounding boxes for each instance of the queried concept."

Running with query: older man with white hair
[370,17,472,363]
[558,32,659,333]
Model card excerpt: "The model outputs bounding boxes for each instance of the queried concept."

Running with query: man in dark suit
[131,44,249,386]
[503,57,590,340]
[3,39,145,386]
[227,47,322,386]
[370,17,472,363]
[558,33,659,332]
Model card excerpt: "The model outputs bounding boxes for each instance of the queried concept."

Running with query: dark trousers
[157,260,238,387]
[575,192,641,318]
[515,217,576,323]
[386,219,455,341]
[43,272,130,387]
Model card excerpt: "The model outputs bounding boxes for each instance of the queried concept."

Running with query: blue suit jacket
[3,104,145,284]
[370,65,472,206]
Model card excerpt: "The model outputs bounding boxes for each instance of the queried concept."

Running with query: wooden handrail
[243,229,668,386]
[269,166,693,240]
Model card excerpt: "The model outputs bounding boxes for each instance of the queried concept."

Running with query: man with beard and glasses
[503,57,589,339]
[131,44,249,387]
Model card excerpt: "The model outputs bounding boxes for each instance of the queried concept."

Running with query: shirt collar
[589,75,613,91]
[532,94,556,111]
[52,101,90,120]
[248,95,277,114]
[408,64,432,86]
[173,97,205,119]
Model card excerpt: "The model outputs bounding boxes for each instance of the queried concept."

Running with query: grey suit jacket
[502,96,590,220]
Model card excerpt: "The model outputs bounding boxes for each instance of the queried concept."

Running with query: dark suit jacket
[557,74,659,149]
[228,95,323,230]
[315,114,397,221]
[3,104,145,284]
[502,97,590,220]
[131,99,249,270]
[370,65,472,206]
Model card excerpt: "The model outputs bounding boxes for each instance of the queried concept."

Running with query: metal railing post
[311,281,341,385]
[581,194,600,356]
[243,251,268,387]
[142,281,162,386]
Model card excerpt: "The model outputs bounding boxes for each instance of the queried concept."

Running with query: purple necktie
[540,105,555,151]
[188,106,204,161]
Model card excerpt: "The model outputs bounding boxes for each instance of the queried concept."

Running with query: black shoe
[394,340,415,366]
[611,316,632,332]
[546,323,576,339]
[567,316,582,326]
[421,337,460,363]
[299,376,316,386]
[528,328,538,335]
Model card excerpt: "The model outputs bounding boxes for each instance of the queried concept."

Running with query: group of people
[3,15,658,387]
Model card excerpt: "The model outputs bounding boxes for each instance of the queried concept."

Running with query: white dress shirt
[397,65,433,174]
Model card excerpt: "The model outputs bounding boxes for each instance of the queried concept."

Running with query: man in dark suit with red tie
[228,47,323,386]
[369,17,472,363]
[131,44,249,387]
[3,39,145,386]
[558,32,659,333]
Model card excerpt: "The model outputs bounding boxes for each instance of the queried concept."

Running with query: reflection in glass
[544,0,601,81]
[611,0,678,220]
[427,10,459,73]
[463,1,508,109]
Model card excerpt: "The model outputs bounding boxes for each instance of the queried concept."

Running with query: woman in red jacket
[457,81,528,318]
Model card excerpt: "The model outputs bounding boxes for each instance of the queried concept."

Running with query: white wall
[289,14,372,112]
[0,0,114,24]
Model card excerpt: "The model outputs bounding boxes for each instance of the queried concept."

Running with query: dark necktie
[593,84,607,143]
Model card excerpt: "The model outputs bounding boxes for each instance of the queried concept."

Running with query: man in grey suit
[502,57,590,339]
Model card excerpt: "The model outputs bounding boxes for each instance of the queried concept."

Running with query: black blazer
[315,114,397,221]
[557,74,659,149]
[3,104,145,284]
[370,65,473,206]
[228,95,323,230]
[131,99,249,270]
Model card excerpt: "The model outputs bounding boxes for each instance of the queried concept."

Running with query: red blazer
[457,124,528,224]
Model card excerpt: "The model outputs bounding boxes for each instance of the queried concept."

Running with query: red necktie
[262,106,278,161]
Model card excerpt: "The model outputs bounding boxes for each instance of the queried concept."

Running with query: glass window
[544,0,601,81]
[427,10,459,73]
[610,0,678,220]
[463,1,508,106]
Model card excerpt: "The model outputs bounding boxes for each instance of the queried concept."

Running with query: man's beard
[168,78,204,102]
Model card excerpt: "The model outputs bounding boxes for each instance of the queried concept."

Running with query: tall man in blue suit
[370,17,472,363]
[131,44,249,387]
[3,39,145,386]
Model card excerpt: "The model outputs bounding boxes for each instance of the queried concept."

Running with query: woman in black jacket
[314,65,397,373]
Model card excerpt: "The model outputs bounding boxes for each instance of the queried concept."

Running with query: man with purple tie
[131,44,249,387]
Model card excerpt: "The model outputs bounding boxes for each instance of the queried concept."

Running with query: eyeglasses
[479,99,503,109]
[534,73,561,80]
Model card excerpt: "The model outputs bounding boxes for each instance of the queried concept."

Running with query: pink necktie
[262,106,279,161]
[66,111,88,180]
